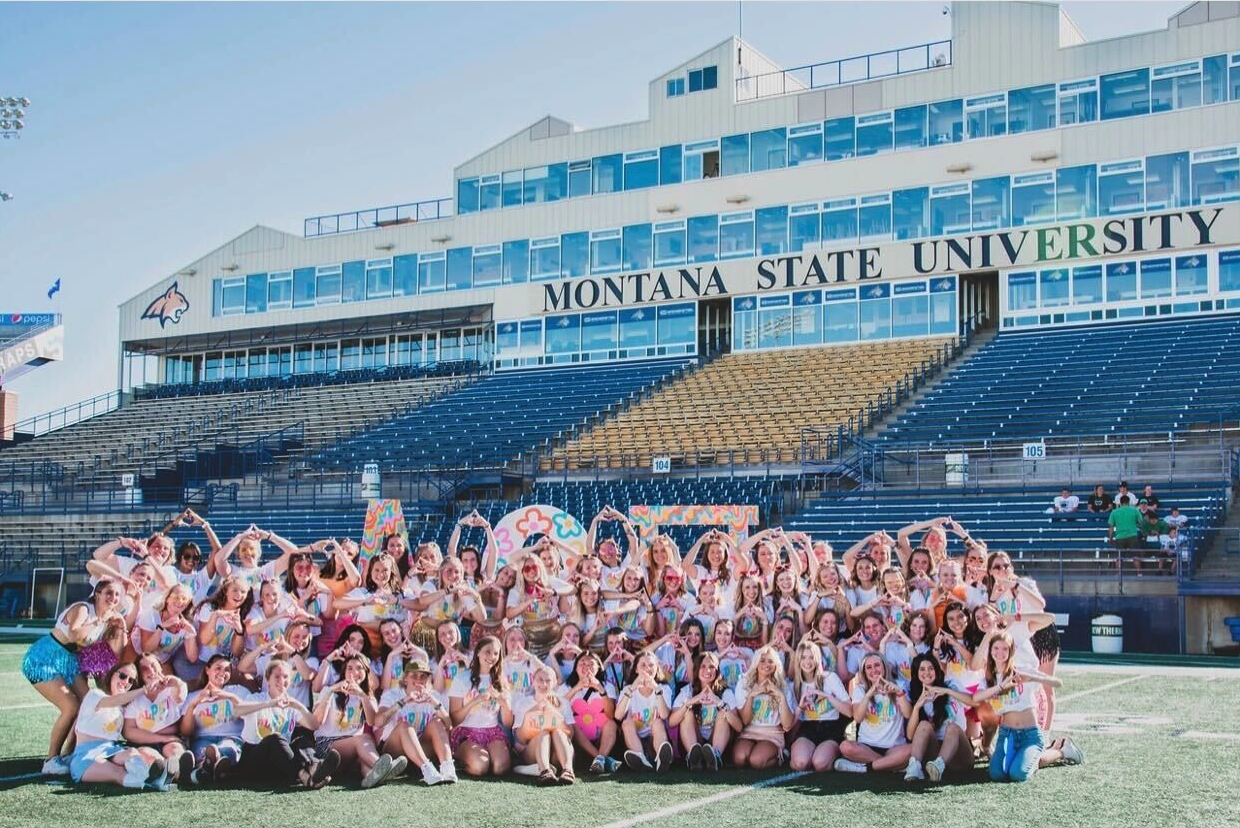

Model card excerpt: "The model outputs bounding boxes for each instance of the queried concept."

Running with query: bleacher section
[783,481,1228,576]
[544,339,956,470]
[135,361,477,400]
[882,315,1240,444]
[307,359,693,473]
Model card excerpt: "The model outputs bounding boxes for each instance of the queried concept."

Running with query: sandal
[558,768,576,785]
[538,768,558,786]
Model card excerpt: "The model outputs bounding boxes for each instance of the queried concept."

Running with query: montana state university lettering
[542,207,1229,311]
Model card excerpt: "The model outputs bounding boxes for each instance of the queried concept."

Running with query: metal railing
[736,39,952,102]
[304,197,453,238]
[8,390,125,440]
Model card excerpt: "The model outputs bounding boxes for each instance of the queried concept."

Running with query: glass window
[623,223,653,271]
[409,334,425,366]
[592,154,622,195]
[247,350,266,379]
[824,295,859,342]
[1012,172,1055,226]
[502,170,523,207]
[684,140,720,181]
[619,307,656,349]
[267,271,292,309]
[787,123,823,166]
[245,273,267,314]
[965,93,1006,139]
[659,145,682,185]
[1146,151,1190,210]
[568,160,591,198]
[1056,164,1097,220]
[687,215,719,264]
[822,200,858,244]
[928,99,963,145]
[1040,268,1070,307]
[523,163,568,203]
[560,232,589,278]
[623,150,659,190]
[393,255,417,296]
[719,212,754,259]
[1007,84,1055,133]
[654,221,686,266]
[1191,147,1239,204]
[457,178,479,214]
[1058,79,1098,125]
[1098,160,1144,215]
[315,266,341,305]
[1175,253,1207,295]
[1106,261,1138,302]
[758,303,792,349]
[688,68,704,93]
[1203,54,1228,105]
[581,311,618,352]
[292,345,312,375]
[971,176,1010,231]
[788,204,820,251]
[702,66,718,90]
[1072,265,1103,305]
[293,267,315,308]
[1008,273,1037,311]
[545,314,580,354]
[666,77,684,97]
[437,331,459,364]
[418,253,446,293]
[859,291,892,340]
[338,339,361,371]
[1230,53,1240,102]
[473,246,502,287]
[855,112,893,157]
[930,278,957,335]
[446,247,472,291]
[590,231,622,275]
[894,105,928,150]
[1141,258,1172,298]
[893,187,929,241]
[496,322,519,355]
[341,260,365,303]
[721,134,749,177]
[220,278,245,315]
[756,206,788,255]
[858,194,892,242]
[733,300,756,350]
[531,239,560,281]
[1100,68,1150,119]
[478,175,500,211]
[1220,250,1240,293]
[750,128,786,171]
[366,259,393,299]
[503,240,529,284]
[792,292,821,345]
[930,183,970,236]
[824,117,855,160]
[1151,61,1202,112]
[892,291,929,338]
[203,352,222,381]
[657,303,695,345]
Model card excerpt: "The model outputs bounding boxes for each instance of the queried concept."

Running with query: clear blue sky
[0,1,1184,420]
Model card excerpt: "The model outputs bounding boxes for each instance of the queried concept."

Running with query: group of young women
[22,505,1083,791]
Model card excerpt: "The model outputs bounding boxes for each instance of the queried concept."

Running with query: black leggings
[238,727,317,787]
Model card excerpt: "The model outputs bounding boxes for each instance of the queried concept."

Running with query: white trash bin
[1090,614,1123,654]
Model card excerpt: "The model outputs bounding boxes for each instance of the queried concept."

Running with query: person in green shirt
[1108,504,1143,574]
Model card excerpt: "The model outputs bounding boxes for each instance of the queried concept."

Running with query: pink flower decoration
[494,527,515,557]
[571,696,608,741]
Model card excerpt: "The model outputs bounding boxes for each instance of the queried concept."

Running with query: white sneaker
[361,754,394,789]
[122,755,150,789]
[41,756,70,777]
[904,757,924,781]
[1060,737,1085,765]
[833,758,868,773]
[421,761,444,786]
[926,757,946,782]
[438,760,458,784]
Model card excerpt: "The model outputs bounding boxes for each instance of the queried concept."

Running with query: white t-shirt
[344,587,407,626]
[196,605,241,660]
[919,695,968,739]
[448,671,504,729]
[851,683,907,748]
[417,584,479,624]
[315,692,368,739]
[848,585,879,610]
[240,692,301,744]
[108,555,179,611]
[977,674,1039,715]
[672,685,736,737]
[123,684,185,733]
[185,685,249,738]
[1053,495,1080,512]
[883,641,930,691]
[796,672,850,722]
[503,654,540,699]
[377,686,446,743]
[229,561,280,593]
[716,648,753,691]
[620,683,671,738]
[1114,492,1138,507]
[963,583,989,609]
[75,689,125,742]
[175,566,216,604]
[512,693,574,742]
[257,653,318,708]
[1165,513,1188,528]
[733,678,796,729]
[244,605,290,652]
[133,608,192,662]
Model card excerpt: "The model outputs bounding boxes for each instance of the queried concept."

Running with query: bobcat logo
[142,282,189,327]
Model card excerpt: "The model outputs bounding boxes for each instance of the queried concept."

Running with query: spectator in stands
[1113,481,1139,508]
[1046,488,1080,515]
[1107,498,1144,572]
[1158,526,1187,569]
[1138,484,1160,517]
[1165,506,1189,530]
[1085,484,1111,513]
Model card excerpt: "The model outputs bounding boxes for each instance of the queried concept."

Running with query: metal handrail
[304,197,453,238]
[9,389,124,440]
[736,39,952,102]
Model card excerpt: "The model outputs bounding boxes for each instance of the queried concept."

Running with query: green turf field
[0,644,1236,828]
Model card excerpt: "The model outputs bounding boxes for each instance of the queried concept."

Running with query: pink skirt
[450,725,510,750]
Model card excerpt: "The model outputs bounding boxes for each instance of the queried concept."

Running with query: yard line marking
[596,673,1150,828]
[1176,730,1240,741]
[596,770,809,828]
[0,703,47,712]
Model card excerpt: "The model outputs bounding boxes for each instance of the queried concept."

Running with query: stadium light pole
[0,96,31,139]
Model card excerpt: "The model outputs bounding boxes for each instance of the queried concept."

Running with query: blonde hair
[791,639,825,702]
[741,645,787,692]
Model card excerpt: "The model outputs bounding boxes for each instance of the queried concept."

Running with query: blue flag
[47,278,60,299]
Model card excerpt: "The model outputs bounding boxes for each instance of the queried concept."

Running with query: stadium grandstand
[3,0,1240,659]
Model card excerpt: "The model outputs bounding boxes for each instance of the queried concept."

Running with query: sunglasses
[116,672,137,685]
